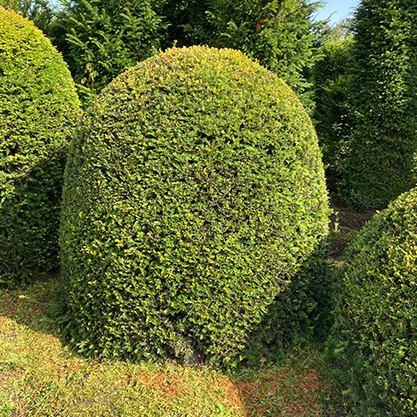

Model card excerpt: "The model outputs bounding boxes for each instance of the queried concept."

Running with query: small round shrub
[60,46,329,365]
[0,7,81,287]
[329,188,417,416]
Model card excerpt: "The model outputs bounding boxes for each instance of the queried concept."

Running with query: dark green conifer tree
[52,0,323,106]
[53,0,166,104]
[340,0,417,209]
[161,0,323,104]
[312,20,354,186]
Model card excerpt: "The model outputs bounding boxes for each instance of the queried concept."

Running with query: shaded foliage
[339,0,417,209]
[162,0,324,107]
[51,0,167,104]
[311,22,354,187]
[51,0,323,106]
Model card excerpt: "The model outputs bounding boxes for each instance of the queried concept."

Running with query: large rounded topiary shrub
[0,7,81,287]
[329,188,417,416]
[60,46,329,365]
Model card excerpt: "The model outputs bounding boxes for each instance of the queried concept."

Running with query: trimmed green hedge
[0,7,81,287]
[329,187,417,416]
[312,35,354,187]
[339,0,417,210]
[60,46,329,365]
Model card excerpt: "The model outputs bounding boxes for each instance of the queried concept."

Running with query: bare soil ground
[328,195,377,259]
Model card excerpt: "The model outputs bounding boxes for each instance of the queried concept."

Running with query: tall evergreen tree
[340,0,417,209]
[161,0,323,103]
[209,0,322,97]
[54,0,166,104]
[312,21,354,186]
[53,0,323,106]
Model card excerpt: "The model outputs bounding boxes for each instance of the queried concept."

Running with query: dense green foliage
[60,46,329,365]
[0,7,81,287]
[51,0,323,106]
[312,29,354,186]
[329,187,417,416]
[339,0,417,209]
[162,0,323,101]
[52,0,166,103]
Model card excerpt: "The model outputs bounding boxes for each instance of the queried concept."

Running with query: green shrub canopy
[339,0,417,209]
[329,187,417,416]
[0,7,81,287]
[161,0,322,105]
[60,46,329,365]
[53,0,166,104]
[312,35,354,186]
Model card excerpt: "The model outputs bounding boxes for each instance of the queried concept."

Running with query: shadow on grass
[0,272,62,336]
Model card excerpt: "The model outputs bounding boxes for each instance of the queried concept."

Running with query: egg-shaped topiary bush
[0,7,81,287]
[329,188,417,416]
[60,46,329,365]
